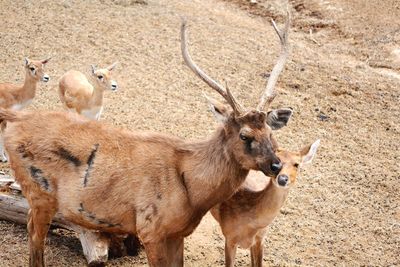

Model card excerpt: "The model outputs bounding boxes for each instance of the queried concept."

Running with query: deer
[211,139,320,267]
[58,63,118,120]
[0,57,51,162]
[0,15,291,267]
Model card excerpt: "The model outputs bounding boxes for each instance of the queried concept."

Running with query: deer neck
[16,73,38,102]
[181,127,249,211]
[256,179,289,222]
[89,84,105,107]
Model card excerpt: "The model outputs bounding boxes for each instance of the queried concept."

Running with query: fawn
[58,63,118,120]
[211,140,320,267]
[0,57,51,161]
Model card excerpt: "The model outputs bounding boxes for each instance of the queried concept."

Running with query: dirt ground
[0,0,399,266]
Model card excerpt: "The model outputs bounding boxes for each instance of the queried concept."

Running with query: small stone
[317,113,329,121]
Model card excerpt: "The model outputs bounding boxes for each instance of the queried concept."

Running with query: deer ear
[300,139,320,165]
[107,62,118,71]
[266,108,293,130]
[24,57,30,66]
[203,93,230,123]
[41,57,51,64]
[90,65,96,75]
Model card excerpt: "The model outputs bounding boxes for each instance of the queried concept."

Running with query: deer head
[181,14,292,176]
[274,139,320,187]
[24,57,51,82]
[90,62,119,91]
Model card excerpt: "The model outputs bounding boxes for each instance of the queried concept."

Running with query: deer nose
[271,161,282,174]
[277,174,289,186]
[42,75,50,82]
[111,81,118,91]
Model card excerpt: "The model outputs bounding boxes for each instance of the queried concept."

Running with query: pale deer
[58,63,118,120]
[0,57,51,162]
[0,15,291,267]
[211,139,320,267]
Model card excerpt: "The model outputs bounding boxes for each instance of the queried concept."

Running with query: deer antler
[181,19,244,116]
[257,11,291,111]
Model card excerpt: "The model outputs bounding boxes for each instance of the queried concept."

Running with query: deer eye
[29,67,35,71]
[294,163,299,168]
[239,133,248,141]
[97,75,104,80]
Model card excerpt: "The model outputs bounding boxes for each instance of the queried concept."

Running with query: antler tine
[257,11,291,111]
[225,82,244,116]
[181,19,243,116]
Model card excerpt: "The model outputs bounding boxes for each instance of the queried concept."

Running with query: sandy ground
[0,0,399,266]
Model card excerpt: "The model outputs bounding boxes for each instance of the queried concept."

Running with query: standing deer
[211,140,320,267]
[58,63,118,120]
[0,57,51,162]
[0,15,291,267]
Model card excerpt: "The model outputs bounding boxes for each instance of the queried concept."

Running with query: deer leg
[143,239,169,267]
[250,237,264,267]
[0,122,8,162]
[27,205,56,267]
[225,239,238,267]
[166,237,184,267]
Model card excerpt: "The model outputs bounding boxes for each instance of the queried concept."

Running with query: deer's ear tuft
[107,62,118,71]
[301,139,320,165]
[203,93,230,123]
[266,108,293,130]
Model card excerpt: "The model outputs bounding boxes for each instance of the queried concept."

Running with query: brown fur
[211,142,320,267]
[0,103,290,266]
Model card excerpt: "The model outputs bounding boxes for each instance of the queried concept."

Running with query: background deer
[211,139,320,267]
[58,63,118,120]
[0,57,51,162]
[0,15,291,267]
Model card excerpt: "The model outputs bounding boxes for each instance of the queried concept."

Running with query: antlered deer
[58,63,118,120]
[0,57,51,162]
[211,140,320,267]
[0,15,291,267]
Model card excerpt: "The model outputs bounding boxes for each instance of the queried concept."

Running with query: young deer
[211,140,320,267]
[58,63,118,120]
[0,57,51,161]
[0,16,291,267]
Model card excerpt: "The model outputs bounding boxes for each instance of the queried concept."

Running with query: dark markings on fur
[53,147,82,167]
[17,144,34,160]
[29,166,51,192]
[78,203,84,212]
[181,172,189,195]
[145,214,152,222]
[157,192,162,200]
[139,203,157,223]
[244,139,253,155]
[180,172,192,207]
[152,204,158,215]
[83,144,99,187]
[78,202,121,228]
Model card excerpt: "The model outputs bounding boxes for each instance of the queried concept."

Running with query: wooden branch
[73,226,110,265]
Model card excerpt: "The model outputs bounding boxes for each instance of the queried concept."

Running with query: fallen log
[0,175,130,265]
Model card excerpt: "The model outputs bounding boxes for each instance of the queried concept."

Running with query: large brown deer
[58,63,118,120]
[0,57,51,162]
[211,139,320,267]
[0,16,291,267]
